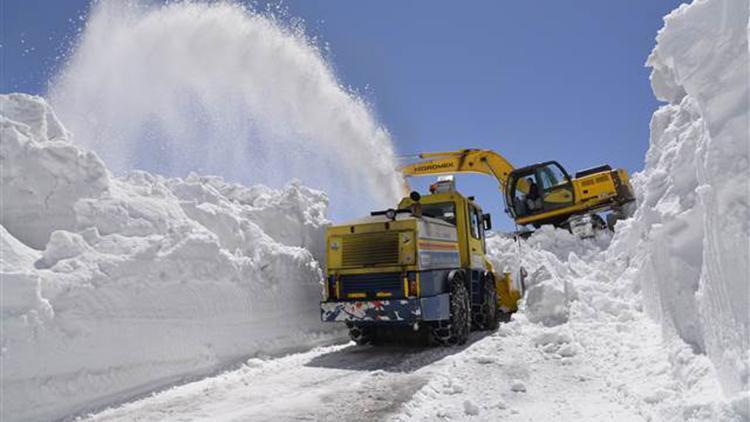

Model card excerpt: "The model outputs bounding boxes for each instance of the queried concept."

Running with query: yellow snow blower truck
[320,178,521,345]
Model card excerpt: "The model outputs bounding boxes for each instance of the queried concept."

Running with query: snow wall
[606,0,749,399]
[0,93,341,422]
[487,0,749,409]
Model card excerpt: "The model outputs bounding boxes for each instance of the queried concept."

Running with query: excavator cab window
[506,162,575,219]
[536,163,574,212]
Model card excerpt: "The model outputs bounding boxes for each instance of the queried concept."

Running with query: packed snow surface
[0,94,342,422]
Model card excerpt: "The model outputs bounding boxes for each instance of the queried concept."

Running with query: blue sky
[1,0,681,229]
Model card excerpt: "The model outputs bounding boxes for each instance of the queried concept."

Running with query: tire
[348,325,375,345]
[477,274,498,331]
[433,273,471,346]
[498,310,513,323]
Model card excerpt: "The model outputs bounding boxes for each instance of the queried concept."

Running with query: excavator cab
[506,161,575,222]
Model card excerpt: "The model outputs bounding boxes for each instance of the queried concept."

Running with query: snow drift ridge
[0,93,340,422]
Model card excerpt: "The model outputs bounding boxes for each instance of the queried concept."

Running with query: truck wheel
[478,274,498,331]
[433,276,470,346]
[348,325,375,345]
[498,310,513,323]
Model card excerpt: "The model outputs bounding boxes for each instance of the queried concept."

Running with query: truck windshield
[421,202,457,225]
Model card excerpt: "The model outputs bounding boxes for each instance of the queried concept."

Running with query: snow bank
[606,0,749,400]
[487,229,612,328]
[0,94,339,422]
[486,0,748,409]
[485,226,739,420]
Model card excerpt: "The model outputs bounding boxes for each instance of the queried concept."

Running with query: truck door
[467,203,485,270]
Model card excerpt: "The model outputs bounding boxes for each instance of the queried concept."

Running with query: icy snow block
[525,280,568,326]
[463,400,480,415]
[0,96,109,250]
[510,379,527,393]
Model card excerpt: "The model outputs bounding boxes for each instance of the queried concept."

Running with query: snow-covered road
[79,341,437,422]
[78,336,639,422]
[79,313,685,422]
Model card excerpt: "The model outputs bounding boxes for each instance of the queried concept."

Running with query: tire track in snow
[77,340,486,422]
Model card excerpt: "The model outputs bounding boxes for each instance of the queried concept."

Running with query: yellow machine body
[399,149,635,229]
[324,189,521,314]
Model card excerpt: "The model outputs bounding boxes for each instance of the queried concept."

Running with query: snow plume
[0,94,341,422]
[49,1,403,219]
[607,0,749,404]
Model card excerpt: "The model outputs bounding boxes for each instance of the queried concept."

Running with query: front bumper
[320,294,450,323]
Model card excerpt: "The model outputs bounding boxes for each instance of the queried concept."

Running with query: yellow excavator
[399,149,636,236]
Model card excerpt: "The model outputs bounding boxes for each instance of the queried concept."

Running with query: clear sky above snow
[1,0,683,229]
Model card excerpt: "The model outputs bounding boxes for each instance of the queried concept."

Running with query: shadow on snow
[305,331,492,373]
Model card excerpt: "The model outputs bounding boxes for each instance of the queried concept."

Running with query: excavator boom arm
[399,149,515,191]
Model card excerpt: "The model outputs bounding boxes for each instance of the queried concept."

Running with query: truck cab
[321,178,521,345]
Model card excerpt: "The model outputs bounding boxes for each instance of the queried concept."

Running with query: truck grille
[342,232,400,267]
[340,272,403,299]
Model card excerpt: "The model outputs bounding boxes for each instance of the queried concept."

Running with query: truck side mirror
[483,214,492,231]
[410,191,421,202]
